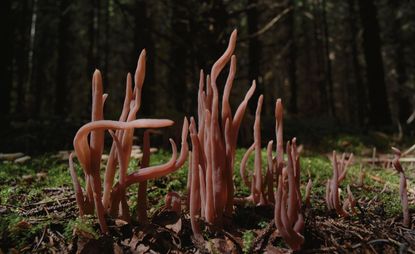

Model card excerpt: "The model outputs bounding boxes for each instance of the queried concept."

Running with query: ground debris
[0,152,24,161]
[18,187,77,217]
[305,211,415,253]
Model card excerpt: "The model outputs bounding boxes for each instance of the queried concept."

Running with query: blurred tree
[55,0,73,115]
[133,0,156,116]
[2,0,415,153]
[321,0,335,117]
[388,0,411,124]
[0,0,13,124]
[287,0,297,114]
[358,0,391,126]
[169,1,189,115]
[347,0,366,125]
[247,0,262,113]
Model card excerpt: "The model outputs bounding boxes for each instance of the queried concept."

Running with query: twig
[241,7,293,40]
[34,226,47,250]
[362,158,415,163]
[403,144,415,156]
[252,219,276,253]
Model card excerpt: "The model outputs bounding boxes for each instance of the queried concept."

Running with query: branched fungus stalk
[238,95,278,205]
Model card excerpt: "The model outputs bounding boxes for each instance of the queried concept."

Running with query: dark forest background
[1,0,415,153]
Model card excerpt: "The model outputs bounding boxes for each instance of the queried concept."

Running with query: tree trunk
[87,0,100,76]
[358,0,391,126]
[13,1,31,116]
[133,0,155,117]
[55,0,72,116]
[347,0,366,125]
[0,0,13,123]
[103,0,110,90]
[389,0,411,124]
[287,0,297,114]
[170,2,188,115]
[26,0,38,117]
[312,0,328,114]
[247,0,262,113]
[321,0,335,117]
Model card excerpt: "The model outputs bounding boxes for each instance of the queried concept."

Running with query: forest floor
[1,135,415,253]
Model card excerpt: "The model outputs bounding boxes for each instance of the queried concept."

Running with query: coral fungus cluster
[186,30,257,238]
[325,151,356,217]
[185,30,307,249]
[69,29,311,250]
[69,50,188,233]
[68,29,337,251]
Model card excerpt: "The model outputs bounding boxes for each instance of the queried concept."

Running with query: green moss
[0,213,50,250]
[64,216,99,240]
[242,230,255,254]
[0,136,410,250]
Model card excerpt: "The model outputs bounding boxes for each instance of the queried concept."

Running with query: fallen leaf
[165,218,182,234]
[15,220,31,230]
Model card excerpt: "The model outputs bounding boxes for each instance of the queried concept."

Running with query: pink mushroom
[70,50,188,233]
[274,140,304,251]
[325,151,355,217]
[187,30,257,237]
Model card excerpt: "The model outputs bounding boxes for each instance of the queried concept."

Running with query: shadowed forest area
[1,0,415,153]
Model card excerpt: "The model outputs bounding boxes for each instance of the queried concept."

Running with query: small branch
[241,7,293,40]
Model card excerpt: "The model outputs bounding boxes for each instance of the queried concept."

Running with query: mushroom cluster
[187,30,256,239]
[69,50,188,233]
[325,151,356,217]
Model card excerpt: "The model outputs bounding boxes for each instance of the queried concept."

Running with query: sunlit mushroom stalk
[237,98,287,206]
[100,50,146,211]
[275,99,284,184]
[69,153,89,216]
[392,147,410,227]
[136,129,156,223]
[189,118,202,238]
[238,95,275,205]
[342,185,357,214]
[187,30,256,236]
[73,118,174,232]
[109,118,188,217]
[326,151,355,217]
[274,140,304,251]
